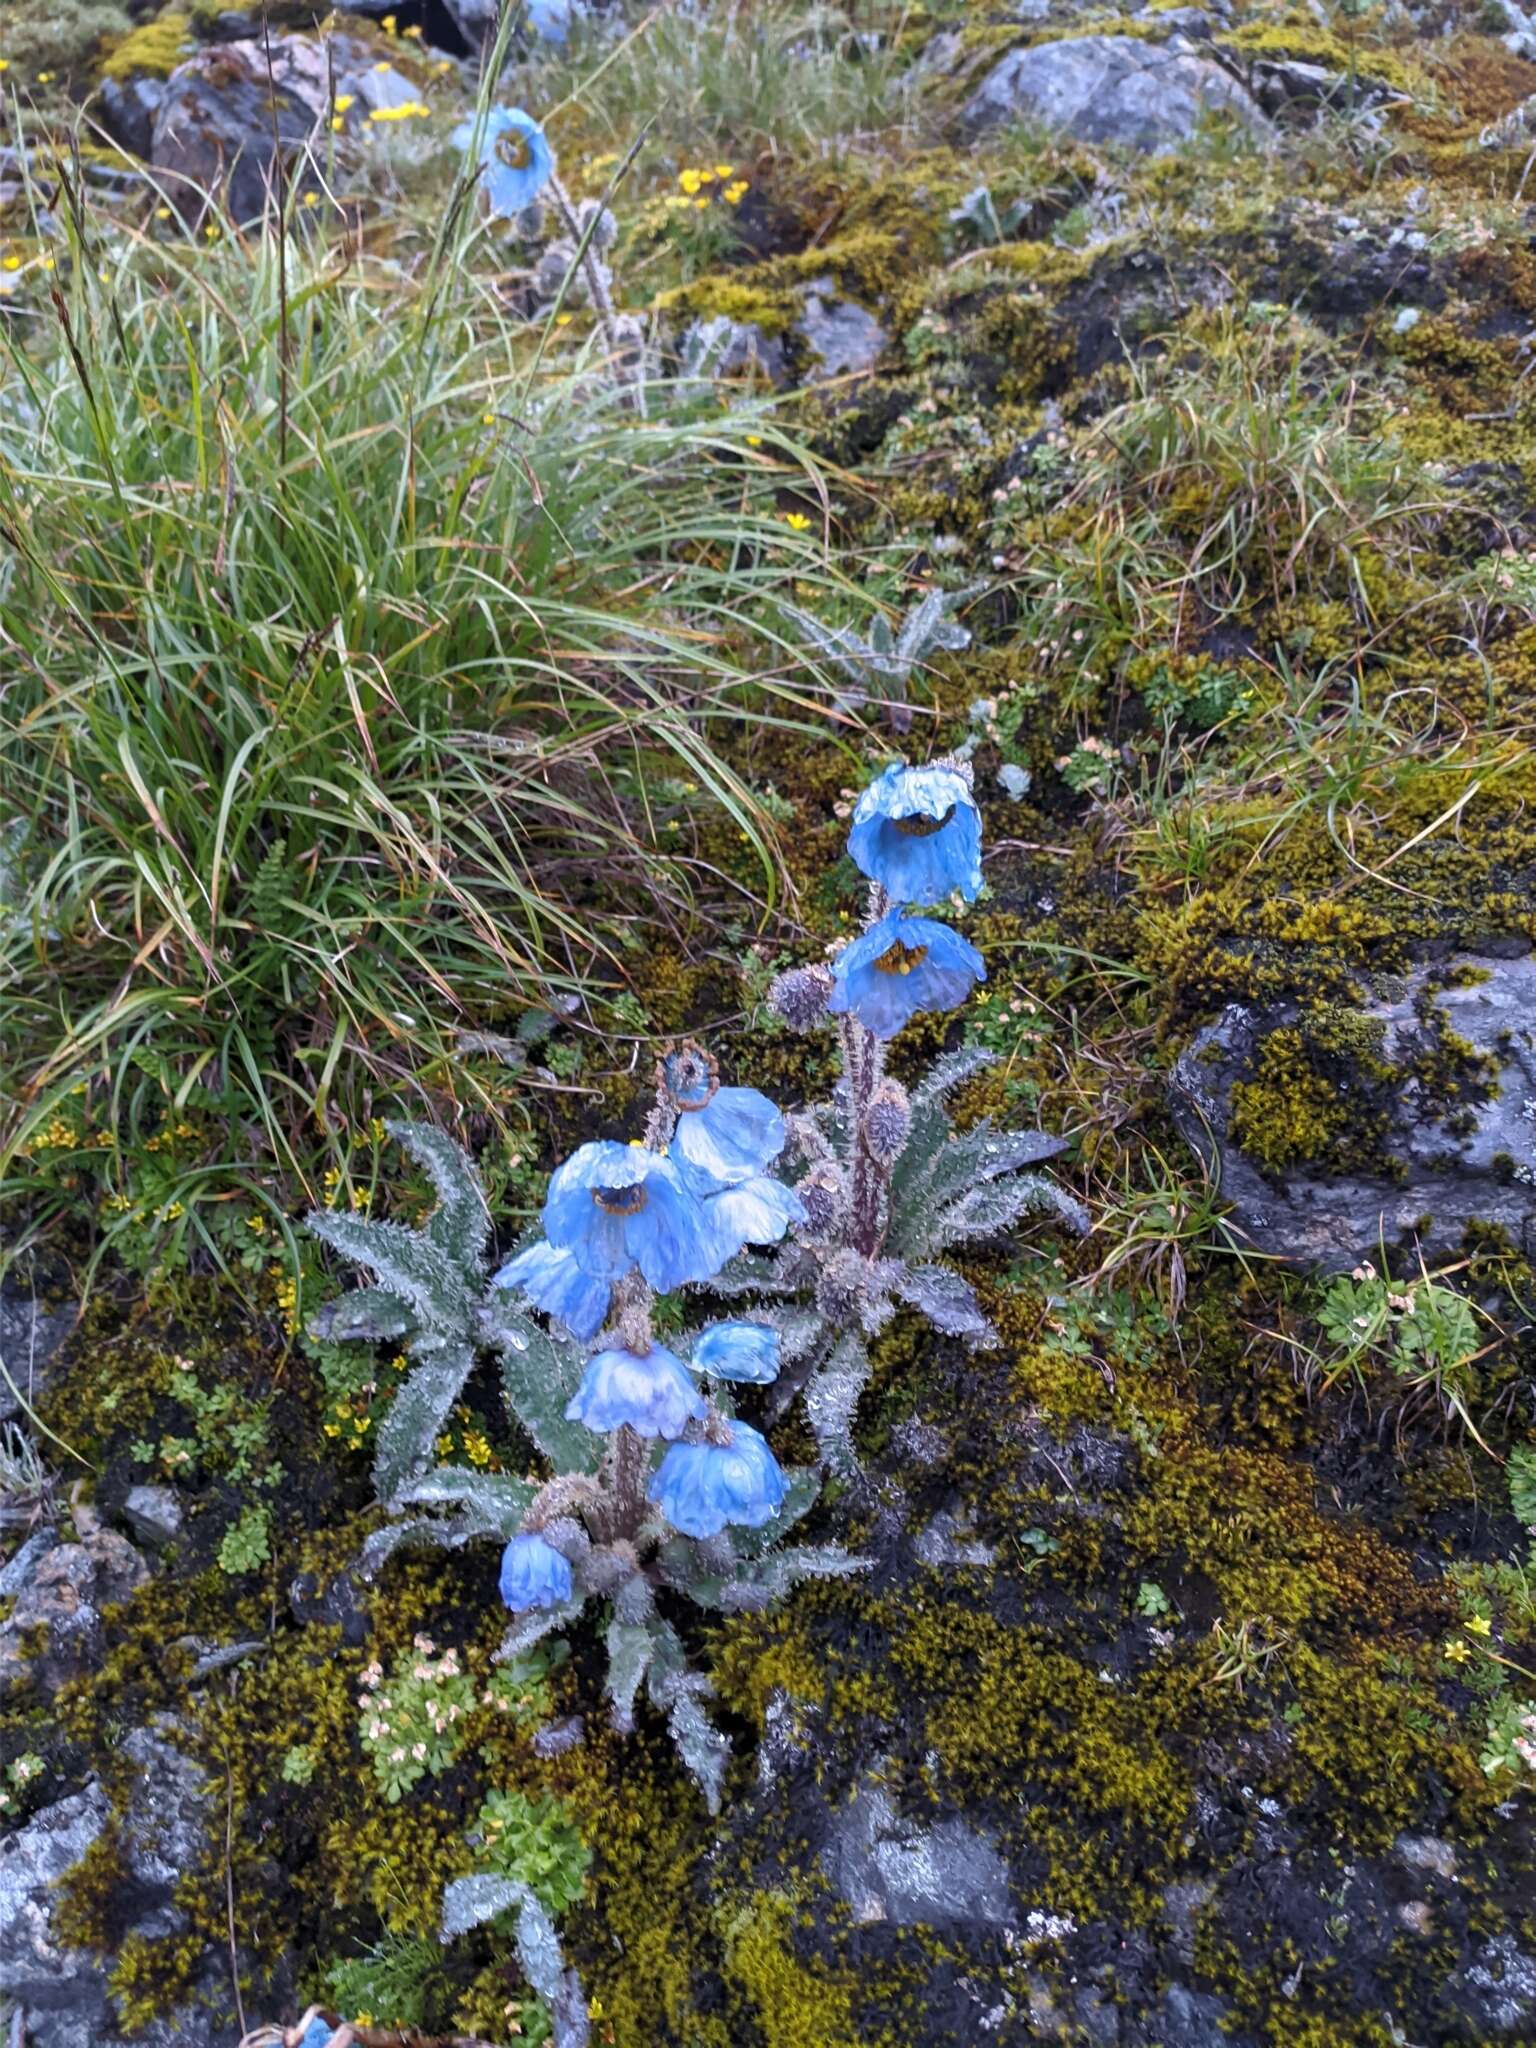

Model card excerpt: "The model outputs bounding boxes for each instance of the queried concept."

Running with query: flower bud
[799,1164,843,1235]
[534,240,576,297]
[770,964,833,1033]
[577,197,619,250]
[514,200,547,240]
[864,1080,911,1164]
[817,1246,873,1323]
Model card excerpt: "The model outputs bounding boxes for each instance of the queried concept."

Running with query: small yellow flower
[302,190,319,207]
[1,257,17,272]
[697,167,716,183]
[403,22,422,35]
[1443,1637,1472,1664]
[37,70,53,82]
[154,206,171,220]
[203,223,219,239]
[334,92,356,112]
[555,311,572,326]
[693,196,709,210]
[323,1422,341,1439]
[1466,1614,1493,1638]
[373,58,391,70]
[713,162,734,179]
[724,180,749,205]
[330,115,344,131]
[0,60,9,71]
[746,433,762,447]
[678,167,703,195]
[381,10,397,28]
[782,510,812,531]
[350,1185,371,1209]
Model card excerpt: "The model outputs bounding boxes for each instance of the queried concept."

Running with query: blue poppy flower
[453,107,555,218]
[848,762,982,905]
[491,1239,610,1341]
[649,1420,787,1537]
[699,1174,805,1262]
[543,1140,722,1292]
[499,1532,573,1613]
[692,1320,780,1385]
[826,911,985,1039]
[566,1342,705,1439]
[674,1084,786,1189]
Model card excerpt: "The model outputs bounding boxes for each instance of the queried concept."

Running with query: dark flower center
[873,937,929,977]
[594,1182,648,1216]
[892,804,955,839]
[495,132,533,171]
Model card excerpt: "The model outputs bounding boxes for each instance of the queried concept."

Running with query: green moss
[98,8,191,80]
[725,1893,864,2048]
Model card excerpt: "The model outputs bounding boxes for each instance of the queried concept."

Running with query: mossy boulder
[1170,951,1536,1267]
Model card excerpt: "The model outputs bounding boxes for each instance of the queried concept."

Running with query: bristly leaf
[386,1117,493,1273]
[662,1686,732,1812]
[605,1618,656,1734]
[692,1543,869,1612]
[307,1284,415,1345]
[892,1262,994,1343]
[924,1174,1090,1254]
[911,1044,997,1108]
[394,1466,537,1535]
[440,1876,588,2048]
[500,1322,604,1476]
[357,1513,485,1578]
[802,1331,871,1478]
[306,1208,472,1337]
[373,1342,478,1504]
[498,1598,584,1663]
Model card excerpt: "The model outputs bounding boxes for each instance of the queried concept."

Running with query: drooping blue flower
[692,1320,781,1385]
[848,762,982,906]
[827,911,985,1039]
[649,1420,787,1537]
[499,1532,573,1613]
[453,107,555,218]
[491,1239,610,1341]
[674,1084,786,1189]
[566,1342,705,1439]
[699,1174,805,1262]
[543,1140,722,1292]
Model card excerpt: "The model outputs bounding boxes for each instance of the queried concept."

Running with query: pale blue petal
[692,1320,780,1385]
[674,1086,785,1188]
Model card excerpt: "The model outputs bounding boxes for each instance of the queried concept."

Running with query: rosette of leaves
[714,1047,1090,1473]
[780,586,985,732]
[307,1123,865,1809]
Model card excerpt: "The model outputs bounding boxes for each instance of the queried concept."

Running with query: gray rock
[149,31,395,225]
[0,1523,148,1699]
[0,1784,115,2048]
[1169,952,1536,1269]
[0,1526,56,1599]
[1450,1934,1536,2033]
[0,1728,229,2048]
[122,1485,183,1551]
[821,1780,1013,1928]
[0,1283,75,1427]
[795,277,887,378]
[962,34,1270,153]
[1238,56,1394,117]
[1139,6,1216,36]
[96,74,166,161]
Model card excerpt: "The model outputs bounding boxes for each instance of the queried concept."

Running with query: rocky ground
[2,0,1536,2043]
